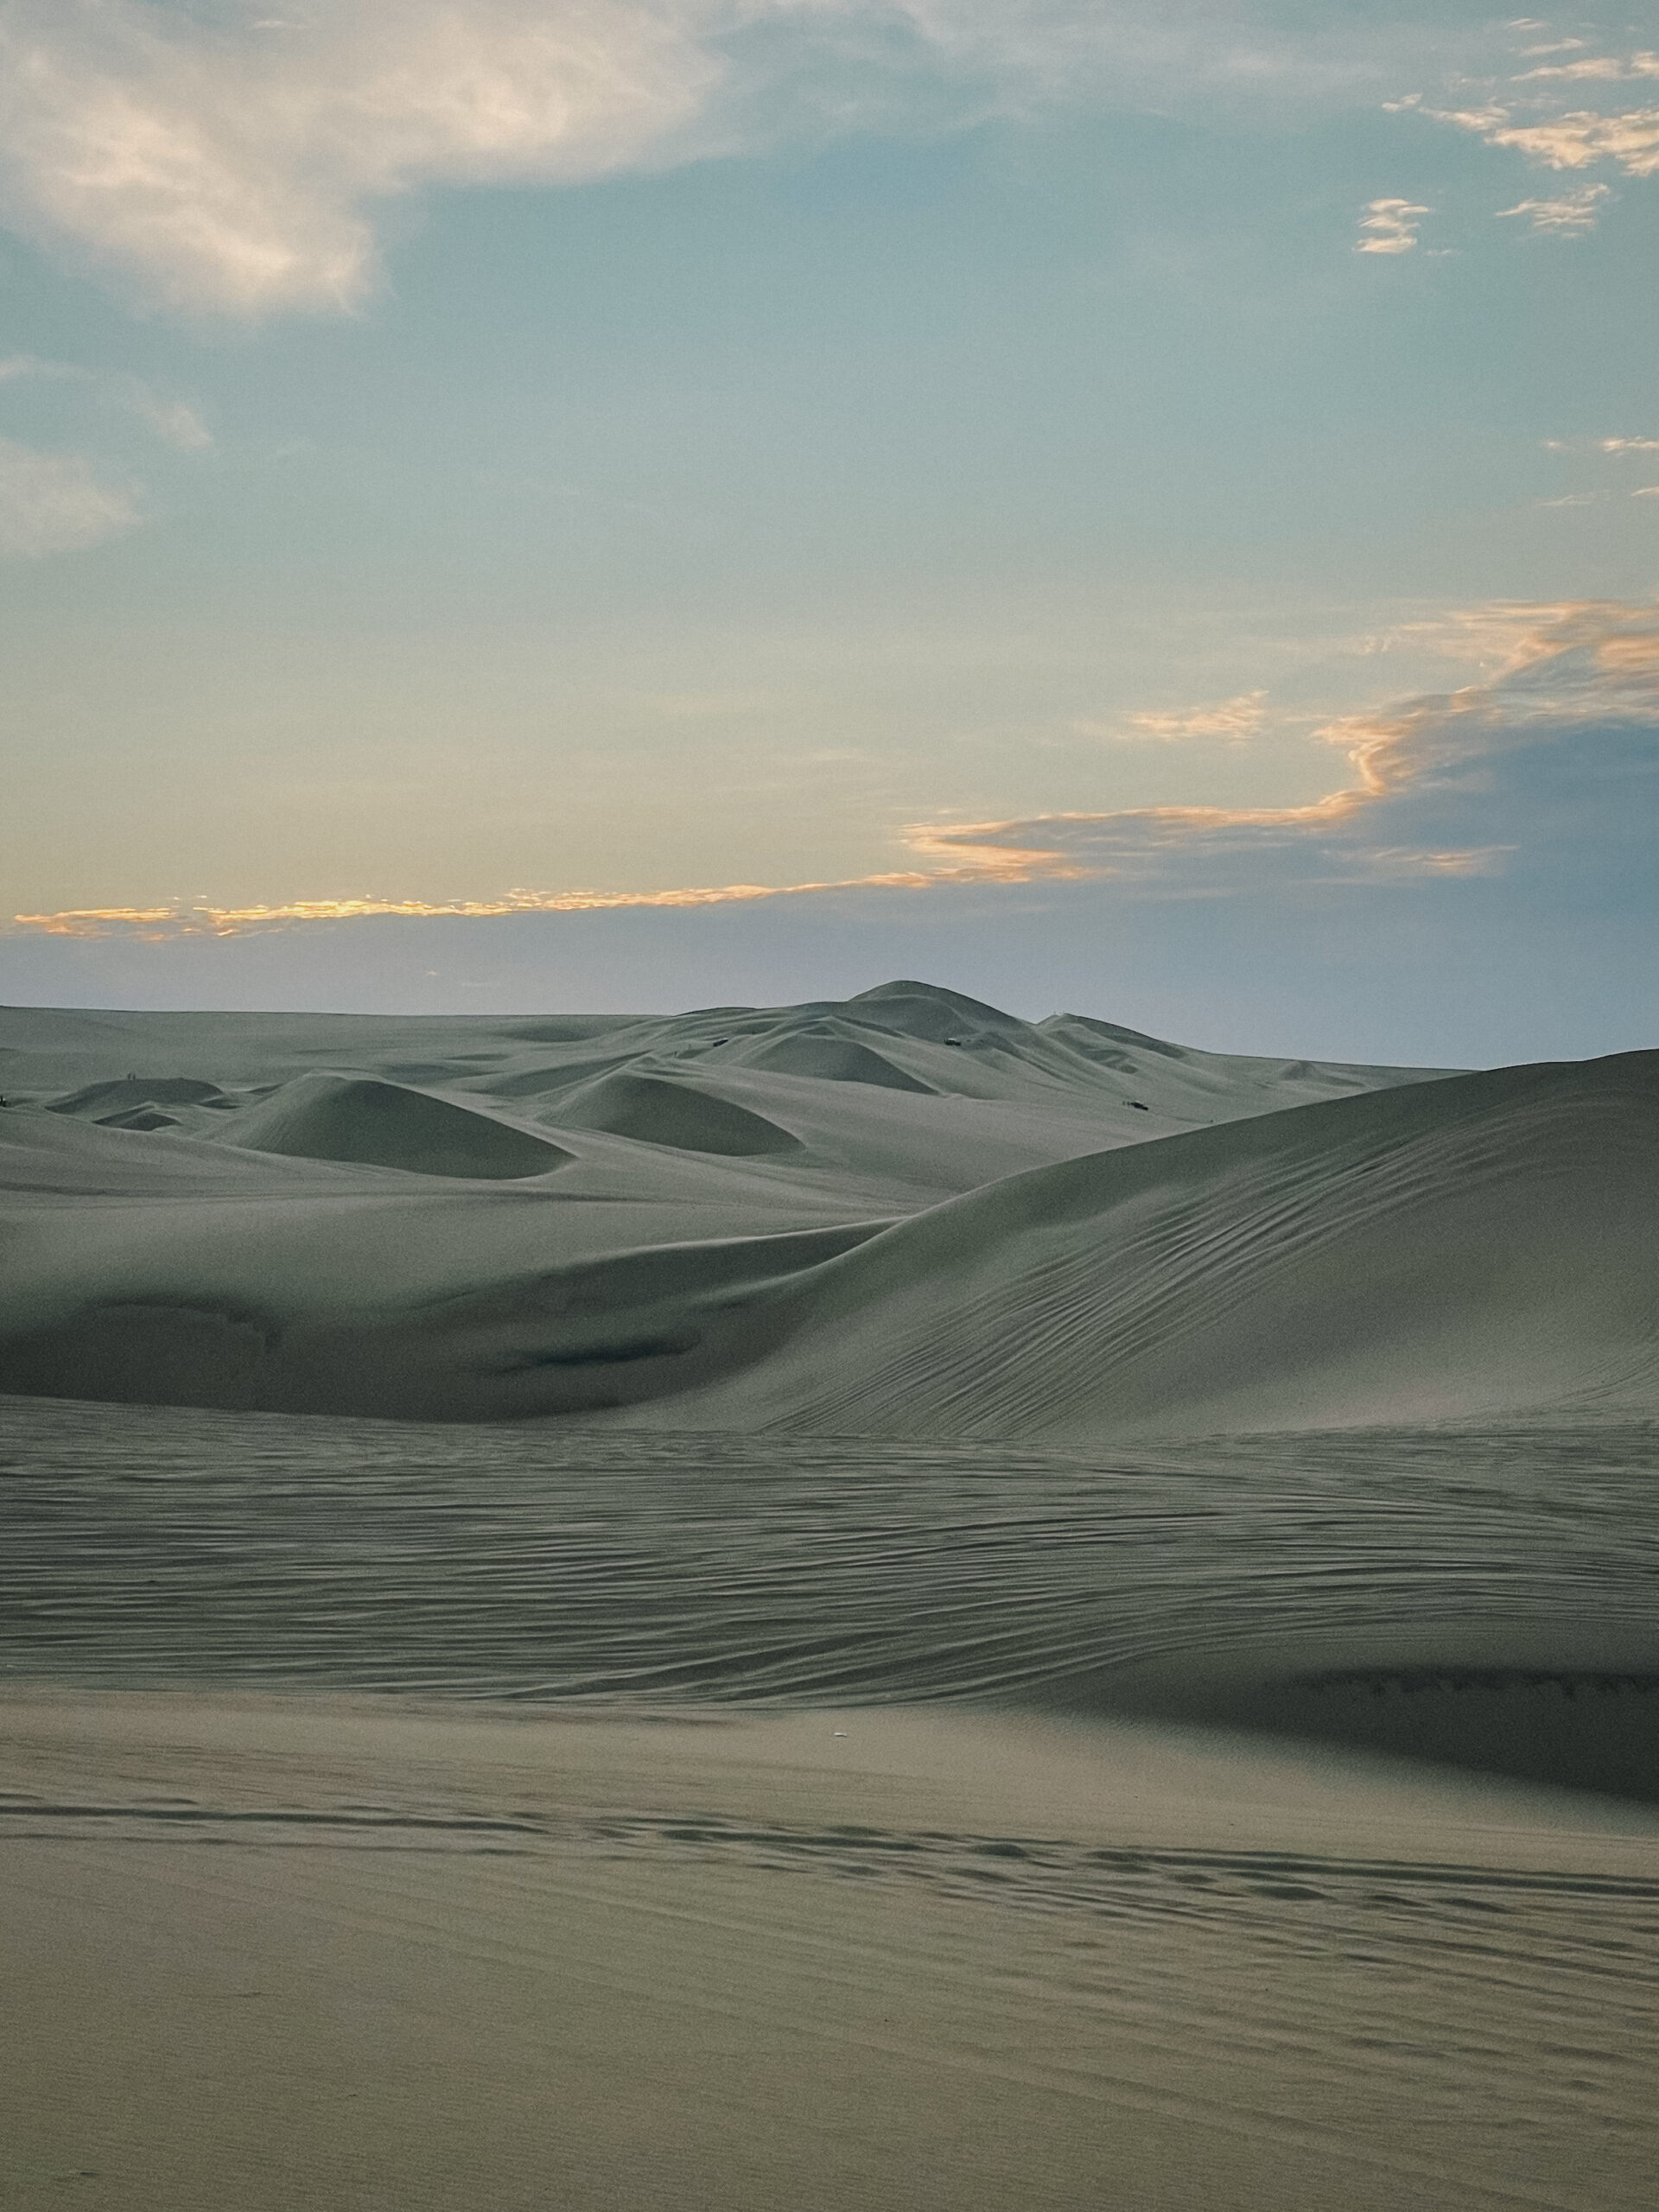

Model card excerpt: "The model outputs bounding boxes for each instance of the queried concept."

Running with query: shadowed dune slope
[222,1072,574,1180]
[48,1077,230,1116]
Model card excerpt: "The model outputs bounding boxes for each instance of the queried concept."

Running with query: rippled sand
[4,1396,1659,2207]
[4,1395,1657,1802]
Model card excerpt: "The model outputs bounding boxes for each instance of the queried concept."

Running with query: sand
[6,1692,1659,2212]
[3,980,1657,2206]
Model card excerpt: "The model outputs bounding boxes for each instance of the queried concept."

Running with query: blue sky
[3,1,1658,1058]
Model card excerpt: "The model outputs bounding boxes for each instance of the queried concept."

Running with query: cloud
[0,0,728,314]
[891,600,1659,900]
[1400,36,1659,188]
[1515,54,1659,83]
[1354,197,1430,254]
[0,3,1513,317]
[1112,690,1269,741]
[1478,107,1659,175]
[15,601,1659,938]
[1497,180,1611,231]
[1415,96,1659,177]
[0,353,211,448]
[0,435,138,556]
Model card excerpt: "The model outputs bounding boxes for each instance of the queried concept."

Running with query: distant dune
[1,978,1652,1432]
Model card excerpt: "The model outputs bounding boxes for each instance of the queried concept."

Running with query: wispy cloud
[1402,90,1659,179]
[1497,180,1611,232]
[1391,30,1659,218]
[0,435,138,556]
[15,601,1659,936]
[1113,690,1269,741]
[9,839,1081,942]
[0,3,1512,317]
[1354,196,1430,253]
[0,0,727,315]
[1514,54,1659,83]
[1543,434,1659,454]
[0,353,212,448]
[1477,107,1659,175]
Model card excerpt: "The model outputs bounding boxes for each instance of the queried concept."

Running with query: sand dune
[1,982,1650,1433]
[667,1051,1659,1439]
[548,1065,804,1155]
[225,1071,575,1179]
[4,982,1657,2208]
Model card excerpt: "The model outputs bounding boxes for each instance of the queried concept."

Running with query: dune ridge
[0,982,1653,1433]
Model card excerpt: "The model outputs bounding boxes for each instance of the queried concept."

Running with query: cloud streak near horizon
[14,601,1656,941]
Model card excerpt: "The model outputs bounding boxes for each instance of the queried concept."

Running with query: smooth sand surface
[3,981,1657,2206]
[5,1693,1659,2212]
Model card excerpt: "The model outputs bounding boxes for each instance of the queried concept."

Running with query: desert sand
[3,979,1657,2208]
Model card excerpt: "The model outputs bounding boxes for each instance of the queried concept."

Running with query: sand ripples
[4,1396,1656,1796]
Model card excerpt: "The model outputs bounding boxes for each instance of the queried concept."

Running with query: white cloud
[0,436,139,556]
[1515,53,1659,83]
[1415,94,1659,177]
[118,385,213,452]
[1402,35,1659,187]
[1354,197,1430,254]
[0,3,1517,318]
[1541,435,1659,456]
[0,353,212,447]
[0,0,730,315]
[1480,106,1659,175]
[1497,180,1611,232]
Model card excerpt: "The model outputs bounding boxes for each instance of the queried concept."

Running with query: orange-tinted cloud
[11,835,1077,941]
[12,599,1657,939]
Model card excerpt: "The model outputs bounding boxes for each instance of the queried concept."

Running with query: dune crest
[4,981,1650,1437]
[223,1071,572,1180]
[666,1052,1659,1439]
[546,1067,803,1156]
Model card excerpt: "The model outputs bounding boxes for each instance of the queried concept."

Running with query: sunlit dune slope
[662,1049,1659,1438]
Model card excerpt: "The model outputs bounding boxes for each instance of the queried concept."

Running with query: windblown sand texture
[3,981,1657,2209]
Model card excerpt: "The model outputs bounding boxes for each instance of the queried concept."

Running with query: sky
[3,0,1658,1062]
